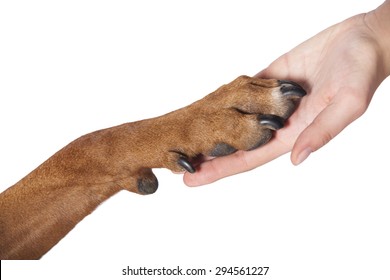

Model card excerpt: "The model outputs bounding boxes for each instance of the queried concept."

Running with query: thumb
[291,93,367,165]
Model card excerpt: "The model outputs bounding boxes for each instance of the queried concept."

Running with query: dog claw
[278,80,306,98]
[258,114,285,130]
[177,157,196,173]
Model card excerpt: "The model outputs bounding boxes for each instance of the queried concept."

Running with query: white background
[1,0,389,279]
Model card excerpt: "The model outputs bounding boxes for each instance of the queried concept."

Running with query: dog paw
[162,76,306,173]
[112,75,306,191]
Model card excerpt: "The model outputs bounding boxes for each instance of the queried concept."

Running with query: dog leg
[0,75,306,259]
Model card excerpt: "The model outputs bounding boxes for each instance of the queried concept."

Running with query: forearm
[366,0,390,78]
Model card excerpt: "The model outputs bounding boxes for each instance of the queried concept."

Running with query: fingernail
[295,148,312,165]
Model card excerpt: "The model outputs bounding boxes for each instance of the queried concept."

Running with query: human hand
[184,6,390,186]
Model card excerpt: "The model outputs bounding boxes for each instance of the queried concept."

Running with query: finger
[183,137,290,187]
[291,93,367,165]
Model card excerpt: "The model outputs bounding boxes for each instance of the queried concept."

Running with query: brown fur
[0,75,305,259]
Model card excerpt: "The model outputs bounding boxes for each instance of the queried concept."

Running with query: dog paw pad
[209,142,237,157]
[137,175,158,195]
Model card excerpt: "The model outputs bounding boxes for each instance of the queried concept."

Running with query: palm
[184,14,385,186]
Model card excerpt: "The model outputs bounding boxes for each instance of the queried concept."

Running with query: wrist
[365,0,390,78]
